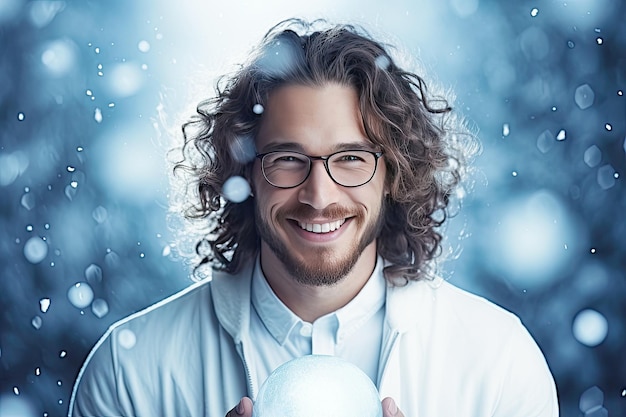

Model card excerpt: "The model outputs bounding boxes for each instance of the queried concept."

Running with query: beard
[255,200,386,287]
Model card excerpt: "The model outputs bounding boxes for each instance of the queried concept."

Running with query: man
[69,19,559,417]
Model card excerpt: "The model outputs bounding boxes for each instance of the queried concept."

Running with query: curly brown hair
[174,19,476,283]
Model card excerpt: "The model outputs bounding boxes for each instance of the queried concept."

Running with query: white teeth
[298,219,345,234]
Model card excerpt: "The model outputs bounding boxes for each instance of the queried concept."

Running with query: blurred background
[0,0,624,416]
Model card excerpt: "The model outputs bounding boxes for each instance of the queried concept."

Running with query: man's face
[252,83,387,286]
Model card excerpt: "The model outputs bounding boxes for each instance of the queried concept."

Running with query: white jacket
[69,264,558,416]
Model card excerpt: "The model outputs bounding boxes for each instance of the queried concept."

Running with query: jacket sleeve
[68,329,137,417]
[491,322,559,417]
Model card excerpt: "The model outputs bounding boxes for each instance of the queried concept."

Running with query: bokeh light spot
[0,151,29,186]
[222,176,251,203]
[0,394,37,417]
[584,145,602,168]
[486,190,580,288]
[39,298,51,313]
[64,184,77,200]
[92,206,108,224]
[118,329,137,350]
[575,84,595,109]
[94,107,103,123]
[374,54,391,70]
[105,250,121,268]
[597,164,616,190]
[105,62,145,97]
[257,38,302,78]
[138,40,151,52]
[23,237,48,264]
[31,316,43,330]
[519,26,550,61]
[579,385,604,413]
[41,38,77,77]
[93,123,165,203]
[21,192,35,210]
[536,129,555,153]
[29,1,65,28]
[67,282,94,309]
[91,298,109,318]
[573,309,608,347]
[84,263,103,284]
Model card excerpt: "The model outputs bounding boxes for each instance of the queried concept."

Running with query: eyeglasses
[256,149,384,189]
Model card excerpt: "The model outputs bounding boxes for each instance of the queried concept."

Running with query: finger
[381,397,405,417]
[226,397,253,417]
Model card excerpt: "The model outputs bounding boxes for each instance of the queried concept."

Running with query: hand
[382,397,405,417]
[225,397,253,417]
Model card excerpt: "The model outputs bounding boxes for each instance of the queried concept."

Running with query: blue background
[1,0,625,416]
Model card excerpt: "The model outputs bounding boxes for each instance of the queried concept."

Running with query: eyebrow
[260,140,378,154]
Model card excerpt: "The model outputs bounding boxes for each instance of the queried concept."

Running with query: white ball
[222,175,251,203]
[23,236,48,264]
[254,355,382,417]
[67,282,94,309]
[572,309,608,347]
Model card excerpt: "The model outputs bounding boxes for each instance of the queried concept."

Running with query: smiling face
[253,83,387,287]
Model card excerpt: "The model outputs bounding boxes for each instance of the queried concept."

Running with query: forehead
[255,83,372,153]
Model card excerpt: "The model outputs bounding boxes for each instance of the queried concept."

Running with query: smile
[297,219,346,234]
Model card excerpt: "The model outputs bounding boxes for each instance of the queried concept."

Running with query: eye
[339,154,364,162]
[334,151,369,163]
[266,152,308,166]
[277,155,303,162]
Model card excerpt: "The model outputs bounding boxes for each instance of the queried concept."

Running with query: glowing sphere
[67,282,94,309]
[23,236,48,264]
[254,355,382,417]
[572,309,608,347]
[223,176,251,203]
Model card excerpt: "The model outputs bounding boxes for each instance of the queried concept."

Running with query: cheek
[253,182,287,220]
[366,172,387,205]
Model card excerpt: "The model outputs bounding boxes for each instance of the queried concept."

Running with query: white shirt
[249,256,386,389]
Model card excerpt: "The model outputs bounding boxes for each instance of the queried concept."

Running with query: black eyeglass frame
[255,149,384,189]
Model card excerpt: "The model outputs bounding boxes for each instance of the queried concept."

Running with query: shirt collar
[334,257,386,343]
[251,256,386,346]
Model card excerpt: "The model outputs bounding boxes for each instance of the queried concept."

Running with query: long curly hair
[173,19,477,283]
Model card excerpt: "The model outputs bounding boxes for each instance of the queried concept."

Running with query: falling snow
[1,2,624,416]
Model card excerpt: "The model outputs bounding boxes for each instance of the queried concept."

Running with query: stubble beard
[255,200,386,287]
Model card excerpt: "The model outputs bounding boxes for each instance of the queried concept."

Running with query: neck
[259,242,378,323]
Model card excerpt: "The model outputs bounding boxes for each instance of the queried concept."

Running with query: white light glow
[93,123,166,204]
[487,190,580,288]
[573,309,608,347]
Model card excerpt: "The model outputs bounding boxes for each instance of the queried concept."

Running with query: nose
[297,160,341,209]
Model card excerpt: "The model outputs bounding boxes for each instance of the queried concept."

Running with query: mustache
[277,205,362,221]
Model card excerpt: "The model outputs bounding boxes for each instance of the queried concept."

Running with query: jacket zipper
[236,342,257,399]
